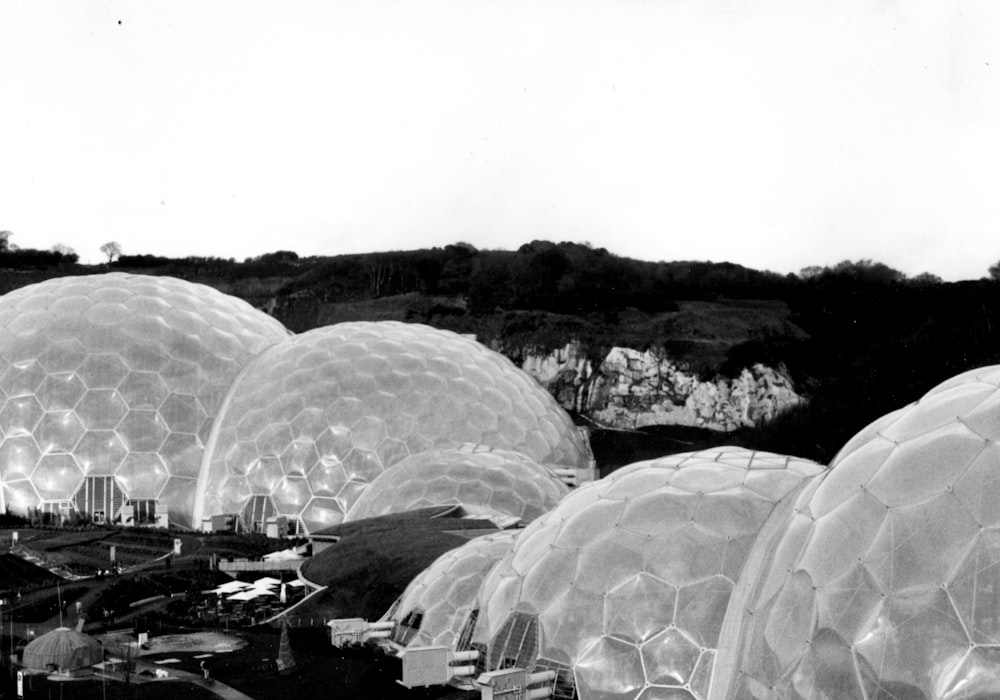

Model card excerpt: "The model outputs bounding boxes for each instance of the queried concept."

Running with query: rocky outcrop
[520,343,804,432]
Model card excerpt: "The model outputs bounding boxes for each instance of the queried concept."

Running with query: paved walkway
[130,660,257,700]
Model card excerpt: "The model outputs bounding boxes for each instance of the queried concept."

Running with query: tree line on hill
[4,235,1000,462]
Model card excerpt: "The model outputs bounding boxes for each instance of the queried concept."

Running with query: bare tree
[100,241,122,263]
[0,231,12,252]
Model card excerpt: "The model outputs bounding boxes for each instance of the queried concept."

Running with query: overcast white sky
[2,1,998,280]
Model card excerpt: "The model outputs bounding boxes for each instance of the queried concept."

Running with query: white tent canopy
[212,580,253,595]
[262,549,302,561]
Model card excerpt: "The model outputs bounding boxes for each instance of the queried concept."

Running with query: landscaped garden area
[0,516,485,699]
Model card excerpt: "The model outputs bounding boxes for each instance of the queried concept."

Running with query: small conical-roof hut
[276,620,297,674]
[22,627,103,672]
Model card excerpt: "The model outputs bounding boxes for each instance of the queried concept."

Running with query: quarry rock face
[520,343,803,431]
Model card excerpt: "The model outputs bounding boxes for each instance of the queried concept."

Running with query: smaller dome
[22,627,103,671]
[345,445,569,525]
[388,530,519,651]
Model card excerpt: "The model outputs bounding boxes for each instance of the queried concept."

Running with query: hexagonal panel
[83,301,130,326]
[0,395,44,436]
[36,373,87,412]
[272,476,311,514]
[117,371,170,410]
[157,357,200,395]
[38,340,88,374]
[117,409,169,452]
[32,454,84,500]
[159,433,203,480]
[76,390,128,430]
[852,588,969,695]
[75,431,128,475]
[116,453,169,499]
[246,456,284,493]
[949,528,1000,645]
[575,636,645,700]
[675,576,734,649]
[5,309,50,337]
[315,426,353,462]
[256,423,294,458]
[641,627,701,687]
[604,573,679,645]
[306,460,347,498]
[158,393,203,434]
[2,480,40,513]
[119,312,170,344]
[350,415,387,450]
[300,497,345,533]
[280,441,320,478]
[864,493,980,593]
[77,354,129,389]
[121,343,169,373]
[0,436,42,479]
[222,475,251,507]
[290,408,328,441]
[34,411,85,454]
[0,361,46,397]
[342,448,383,484]
[157,477,197,523]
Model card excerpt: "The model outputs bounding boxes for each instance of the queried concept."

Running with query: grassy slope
[0,553,61,591]
[299,509,497,620]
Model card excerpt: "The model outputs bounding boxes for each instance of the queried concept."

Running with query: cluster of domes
[0,274,591,532]
[469,448,822,699]
[10,274,1000,699]
[194,321,587,532]
[385,368,1000,700]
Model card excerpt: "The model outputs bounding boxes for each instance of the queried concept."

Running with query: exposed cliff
[519,342,803,432]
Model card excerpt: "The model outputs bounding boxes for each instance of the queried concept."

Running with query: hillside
[3,242,1000,463]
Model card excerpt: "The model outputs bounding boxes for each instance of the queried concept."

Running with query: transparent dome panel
[713,366,1000,700]
[473,447,821,700]
[34,411,85,454]
[198,321,590,533]
[75,431,127,475]
[33,454,84,500]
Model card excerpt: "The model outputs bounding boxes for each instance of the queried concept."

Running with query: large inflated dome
[22,627,103,671]
[473,447,823,700]
[194,322,590,534]
[388,530,518,651]
[712,365,1000,699]
[345,445,568,526]
[0,274,288,527]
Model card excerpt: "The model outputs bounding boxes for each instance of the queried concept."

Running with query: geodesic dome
[344,445,568,525]
[473,447,823,700]
[22,627,103,671]
[0,273,288,527]
[387,530,519,651]
[712,365,1000,700]
[194,322,590,534]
